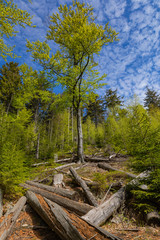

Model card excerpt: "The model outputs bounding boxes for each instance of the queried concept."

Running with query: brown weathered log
[0,196,26,240]
[26,191,123,240]
[82,187,125,226]
[146,211,160,226]
[98,163,137,178]
[25,180,78,200]
[21,183,93,216]
[69,167,98,207]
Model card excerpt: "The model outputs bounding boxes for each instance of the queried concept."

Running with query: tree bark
[0,196,26,240]
[0,188,3,218]
[77,108,84,163]
[36,132,40,159]
[21,183,93,216]
[98,163,137,178]
[26,191,123,240]
[69,167,98,207]
[82,187,125,226]
[25,180,78,200]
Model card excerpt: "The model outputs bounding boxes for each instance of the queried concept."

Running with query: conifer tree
[84,94,105,127]
[144,86,160,110]
[0,61,22,113]
[103,88,123,116]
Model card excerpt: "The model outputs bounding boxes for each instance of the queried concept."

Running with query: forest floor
[2,151,160,240]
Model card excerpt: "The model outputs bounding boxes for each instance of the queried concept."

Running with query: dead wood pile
[1,154,159,239]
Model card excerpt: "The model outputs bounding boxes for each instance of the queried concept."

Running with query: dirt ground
[1,155,160,240]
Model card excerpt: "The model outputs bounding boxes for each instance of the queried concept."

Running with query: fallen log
[128,170,150,190]
[82,187,125,226]
[21,183,93,216]
[55,158,72,163]
[67,163,88,174]
[70,167,98,207]
[26,191,123,240]
[31,162,49,167]
[82,171,151,226]
[98,163,137,178]
[0,196,26,240]
[45,162,76,172]
[25,180,78,200]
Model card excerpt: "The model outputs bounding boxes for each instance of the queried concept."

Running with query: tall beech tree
[27,0,119,162]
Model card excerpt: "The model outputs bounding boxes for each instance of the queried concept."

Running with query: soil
[1,154,160,240]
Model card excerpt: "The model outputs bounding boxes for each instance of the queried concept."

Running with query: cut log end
[147,211,160,226]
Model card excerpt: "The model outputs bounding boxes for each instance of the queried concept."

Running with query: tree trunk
[0,188,3,218]
[36,132,40,159]
[72,106,74,143]
[82,187,125,226]
[52,174,64,187]
[68,107,70,146]
[77,108,84,163]
[21,183,93,216]
[6,94,13,114]
[69,167,98,207]
[26,191,122,240]
[0,196,26,240]
[25,180,78,200]
[98,163,137,178]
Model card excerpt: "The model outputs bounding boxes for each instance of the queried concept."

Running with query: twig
[115,228,139,232]
[88,233,97,240]
[100,183,113,204]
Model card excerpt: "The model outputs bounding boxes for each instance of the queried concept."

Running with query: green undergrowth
[93,171,130,192]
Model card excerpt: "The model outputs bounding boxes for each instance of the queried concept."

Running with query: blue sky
[1,0,160,104]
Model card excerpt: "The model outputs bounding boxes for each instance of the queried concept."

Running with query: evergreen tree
[103,88,123,116]
[0,61,22,114]
[144,86,160,110]
[83,95,105,127]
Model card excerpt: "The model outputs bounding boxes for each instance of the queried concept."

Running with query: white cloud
[104,0,126,19]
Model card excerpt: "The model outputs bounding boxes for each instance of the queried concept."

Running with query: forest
[0,1,160,240]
